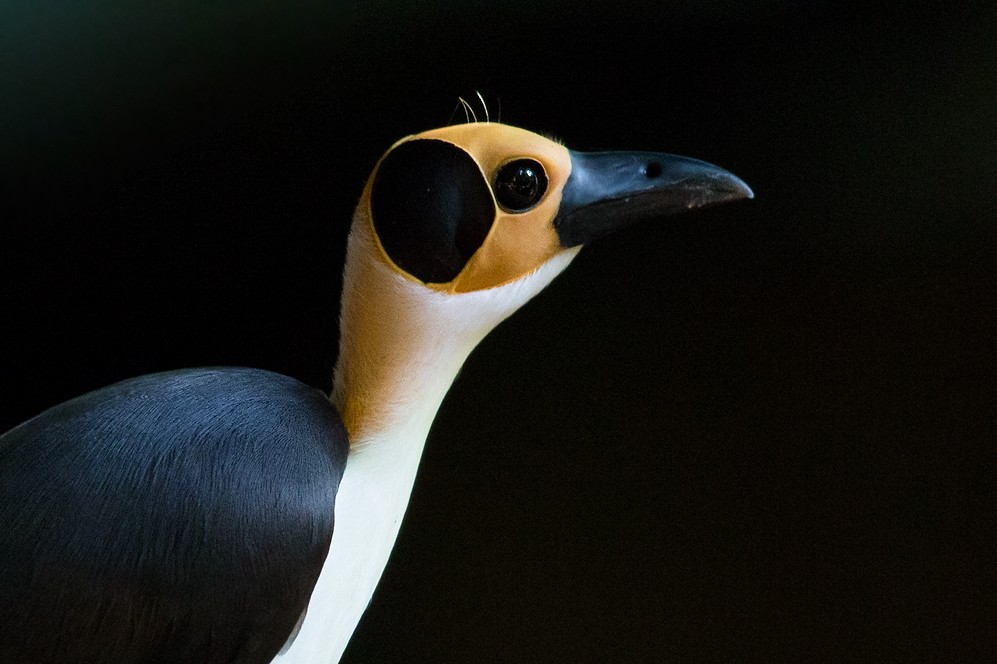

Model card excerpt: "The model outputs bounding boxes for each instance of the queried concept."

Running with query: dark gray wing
[0,367,349,663]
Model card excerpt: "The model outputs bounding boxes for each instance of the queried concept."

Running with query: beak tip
[719,173,754,202]
[739,181,755,201]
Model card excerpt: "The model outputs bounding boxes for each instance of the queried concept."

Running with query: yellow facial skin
[357,123,573,294]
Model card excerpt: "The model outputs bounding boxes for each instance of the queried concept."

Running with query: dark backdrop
[3,1,994,661]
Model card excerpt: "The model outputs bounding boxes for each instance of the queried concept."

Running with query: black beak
[554,150,753,247]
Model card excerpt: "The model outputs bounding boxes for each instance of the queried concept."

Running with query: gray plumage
[0,367,349,663]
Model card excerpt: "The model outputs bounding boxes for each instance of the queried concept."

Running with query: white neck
[275,216,578,663]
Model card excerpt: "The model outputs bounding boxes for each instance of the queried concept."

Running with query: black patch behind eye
[370,139,495,283]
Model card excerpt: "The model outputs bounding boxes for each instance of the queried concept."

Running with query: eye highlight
[493,159,548,212]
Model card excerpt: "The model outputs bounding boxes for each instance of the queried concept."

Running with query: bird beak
[553,151,754,247]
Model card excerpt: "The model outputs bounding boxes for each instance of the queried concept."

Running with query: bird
[0,121,752,663]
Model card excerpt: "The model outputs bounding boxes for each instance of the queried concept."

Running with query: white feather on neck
[275,215,578,663]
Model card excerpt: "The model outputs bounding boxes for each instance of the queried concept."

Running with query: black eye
[493,159,548,212]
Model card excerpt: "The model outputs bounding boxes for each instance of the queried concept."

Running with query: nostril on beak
[644,161,662,179]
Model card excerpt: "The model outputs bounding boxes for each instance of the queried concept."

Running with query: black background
[3,1,995,661]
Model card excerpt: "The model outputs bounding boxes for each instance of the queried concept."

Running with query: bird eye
[493,159,548,212]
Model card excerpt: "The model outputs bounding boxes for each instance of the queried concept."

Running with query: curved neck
[331,221,487,444]
[331,212,578,446]
[280,215,577,663]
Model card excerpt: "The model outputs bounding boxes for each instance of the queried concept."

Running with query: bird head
[334,122,752,437]
[357,122,752,294]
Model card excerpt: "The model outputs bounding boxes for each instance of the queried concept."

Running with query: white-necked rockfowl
[0,122,752,663]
